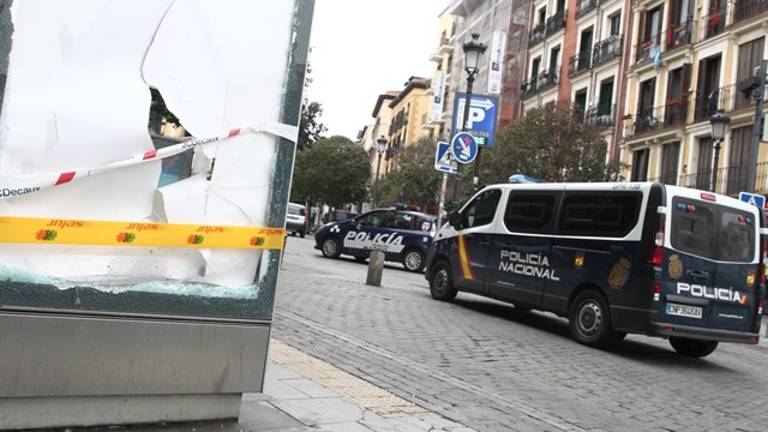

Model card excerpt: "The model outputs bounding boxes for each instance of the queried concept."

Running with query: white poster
[429,70,446,123]
[487,31,506,95]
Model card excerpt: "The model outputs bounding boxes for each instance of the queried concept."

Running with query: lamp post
[709,111,730,193]
[463,33,486,188]
[374,135,387,208]
[452,33,487,201]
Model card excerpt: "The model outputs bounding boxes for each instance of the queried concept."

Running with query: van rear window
[670,198,755,262]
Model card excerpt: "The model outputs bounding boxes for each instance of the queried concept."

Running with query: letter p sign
[467,107,485,129]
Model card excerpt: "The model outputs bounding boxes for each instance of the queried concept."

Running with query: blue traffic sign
[452,93,498,147]
[450,132,478,164]
[739,192,766,209]
[434,141,458,174]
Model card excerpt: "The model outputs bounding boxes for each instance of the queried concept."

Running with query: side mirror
[447,211,461,229]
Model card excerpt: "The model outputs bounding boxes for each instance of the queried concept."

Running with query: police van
[426,182,766,357]
[315,209,436,272]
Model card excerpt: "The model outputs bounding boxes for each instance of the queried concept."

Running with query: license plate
[666,303,703,319]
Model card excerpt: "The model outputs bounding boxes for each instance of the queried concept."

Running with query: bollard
[366,249,385,286]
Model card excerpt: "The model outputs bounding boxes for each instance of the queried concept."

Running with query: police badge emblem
[608,257,631,290]
[668,254,683,280]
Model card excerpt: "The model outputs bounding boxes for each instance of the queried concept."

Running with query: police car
[315,208,436,272]
[426,182,766,357]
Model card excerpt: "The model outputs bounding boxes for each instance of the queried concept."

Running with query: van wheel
[429,260,456,301]
[669,337,719,358]
[321,238,341,258]
[402,249,425,272]
[569,290,620,348]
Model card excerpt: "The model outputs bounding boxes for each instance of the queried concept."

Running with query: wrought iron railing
[650,162,768,195]
[585,104,616,128]
[546,9,567,35]
[576,0,599,18]
[625,101,688,137]
[698,6,727,41]
[529,23,545,46]
[635,32,661,63]
[731,0,768,25]
[692,82,764,123]
[665,19,694,50]
[592,35,623,66]
[568,50,592,77]
[521,69,559,98]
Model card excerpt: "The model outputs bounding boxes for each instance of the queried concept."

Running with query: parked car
[315,208,436,272]
[286,202,307,238]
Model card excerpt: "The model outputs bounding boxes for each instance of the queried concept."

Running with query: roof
[372,91,399,117]
[388,77,430,109]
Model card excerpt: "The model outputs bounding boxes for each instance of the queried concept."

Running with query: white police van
[426,182,766,357]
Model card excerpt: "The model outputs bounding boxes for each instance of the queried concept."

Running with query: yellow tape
[0,216,285,250]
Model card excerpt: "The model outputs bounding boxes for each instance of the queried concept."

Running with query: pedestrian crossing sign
[739,192,766,209]
[434,141,458,174]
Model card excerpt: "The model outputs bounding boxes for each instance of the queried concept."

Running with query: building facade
[446,0,529,139]
[367,91,397,182]
[385,76,432,174]
[426,6,460,140]
[620,0,768,195]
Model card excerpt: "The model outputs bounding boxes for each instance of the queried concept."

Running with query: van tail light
[760,236,768,287]
[758,298,766,315]
[651,216,666,266]
[653,282,662,302]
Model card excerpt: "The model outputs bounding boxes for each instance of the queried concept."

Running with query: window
[660,141,680,185]
[357,211,389,228]
[538,7,546,25]
[631,149,649,181]
[574,89,588,121]
[388,212,416,230]
[644,6,662,41]
[609,13,621,36]
[736,37,764,109]
[549,45,560,72]
[695,137,713,190]
[531,56,541,79]
[598,78,614,115]
[727,125,753,194]
[558,192,642,237]
[461,189,501,229]
[671,197,755,262]
[504,193,556,233]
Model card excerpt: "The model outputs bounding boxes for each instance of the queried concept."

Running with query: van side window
[504,193,556,233]
[461,189,501,229]
[558,192,641,237]
[357,211,389,228]
[389,212,416,230]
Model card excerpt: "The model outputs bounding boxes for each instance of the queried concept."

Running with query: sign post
[434,141,457,230]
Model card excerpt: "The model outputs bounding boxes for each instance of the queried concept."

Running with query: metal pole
[712,139,721,193]
[453,73,476,202]
[745,60,766,193]
[374,152,382,208]
[437,172,448,231]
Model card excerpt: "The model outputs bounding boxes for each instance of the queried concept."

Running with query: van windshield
[670,197,755,263]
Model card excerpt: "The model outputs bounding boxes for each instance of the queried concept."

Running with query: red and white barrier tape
[0,123,297,200]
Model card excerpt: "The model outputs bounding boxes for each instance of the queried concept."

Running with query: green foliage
[297,100,327,151]
[481,104,624,185]
[375,138,442,209]
[291,136,370,206]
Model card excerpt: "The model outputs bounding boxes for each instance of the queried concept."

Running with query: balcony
[592,35,623,66]
[698,7,727,41]
[731,0,768,25]
[584,105,616,129]
[653,162,768,195]
[665,19,694,51]
[568,50,592,77]
[521,69,559,98]
[529,24,545,47]
[545,9,567,35]
[625,101,687,137]
[576,0,599,18]
[692,82,765,123]
[634,33,661,64]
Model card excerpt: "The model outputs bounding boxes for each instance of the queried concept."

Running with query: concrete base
[0,394,241,430]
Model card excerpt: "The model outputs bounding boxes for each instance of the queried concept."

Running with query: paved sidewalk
[238,339,476,432]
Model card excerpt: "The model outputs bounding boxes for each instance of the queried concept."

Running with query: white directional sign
[434,141,457,174]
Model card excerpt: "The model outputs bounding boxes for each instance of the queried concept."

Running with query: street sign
[739,192,766,209]
[450,132,478,164]
[434,141,458,174]
[452,92,498,147]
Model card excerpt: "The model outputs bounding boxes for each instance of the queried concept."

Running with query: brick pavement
[272,237,768,432]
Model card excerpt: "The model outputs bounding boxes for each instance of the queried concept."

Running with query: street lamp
[453,33,487,201]
[374,135,387,208]
[709,111,730,193]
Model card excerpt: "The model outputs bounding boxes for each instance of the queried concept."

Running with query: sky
[306,0,446,139]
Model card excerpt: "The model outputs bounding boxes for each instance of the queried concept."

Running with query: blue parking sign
[452,93,498,147]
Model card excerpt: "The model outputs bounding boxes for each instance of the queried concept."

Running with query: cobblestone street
[273,236,768,432]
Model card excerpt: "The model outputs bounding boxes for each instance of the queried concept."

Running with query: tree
[481,104,624,185]
[291,136,370,206]
[376,138,442,210]
[297,100,327,151]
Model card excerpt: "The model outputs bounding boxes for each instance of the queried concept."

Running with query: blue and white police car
[315,208,436,272]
